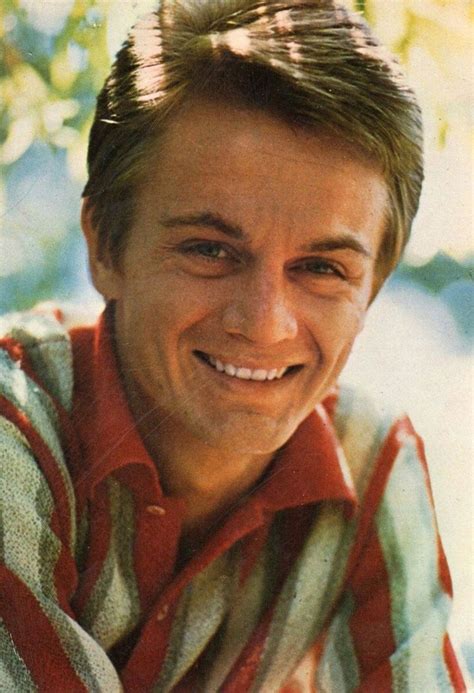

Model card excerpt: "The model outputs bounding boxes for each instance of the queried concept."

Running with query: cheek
[309,298,367,349]
[118,274,222,348]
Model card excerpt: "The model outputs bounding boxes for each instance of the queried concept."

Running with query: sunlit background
[1,0,473,682]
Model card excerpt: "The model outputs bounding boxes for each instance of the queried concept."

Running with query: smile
[195,351,301,381]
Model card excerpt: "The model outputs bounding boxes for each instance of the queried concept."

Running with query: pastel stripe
[0,310,73,410]
[0,351,76,550]
[0,616,37,691]
[24,336,74,412]
[156,547,239,691]
[252,504,354,691]
[316,591,360,691]
[376,435,454,690]
[0,415,107,688]
[206,521,281,690]
[36,598,116,691]
[0,416,57,597]
[0,349,65,476]
[71,484,112,616]
[334,384,392,496]
[80,478,141,650]
[377,436,440,639]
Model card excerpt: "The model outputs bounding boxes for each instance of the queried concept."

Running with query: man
[0,0,465,690]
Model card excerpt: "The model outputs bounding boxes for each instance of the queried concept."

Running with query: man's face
[96,99,388,456]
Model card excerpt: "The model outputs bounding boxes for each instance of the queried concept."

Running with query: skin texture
[83,99,388,534]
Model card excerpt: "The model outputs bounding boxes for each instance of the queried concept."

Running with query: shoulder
[0,300,101,410]
[329,382,421,502]
[0,305,74,411]
[0,307,74,478]
[0,304,96,551]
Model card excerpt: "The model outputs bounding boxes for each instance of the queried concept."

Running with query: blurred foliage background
[0,0,473,337]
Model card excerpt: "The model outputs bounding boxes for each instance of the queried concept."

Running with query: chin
[194,412,298,456]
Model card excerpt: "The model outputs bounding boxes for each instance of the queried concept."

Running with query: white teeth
[252,369,268,381]
[202,353,291,381]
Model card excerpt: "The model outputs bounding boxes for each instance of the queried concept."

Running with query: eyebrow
[160,212,245,240]
[160,211,371,257]
[300,236,372,257]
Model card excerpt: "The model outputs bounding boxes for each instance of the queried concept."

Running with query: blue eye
[300,259,345,279]
[181,241,228,260]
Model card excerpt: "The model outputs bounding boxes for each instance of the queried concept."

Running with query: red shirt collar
[69,308,356,513]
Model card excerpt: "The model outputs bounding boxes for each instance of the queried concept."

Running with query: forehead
[134,98,388,247]
[154,98,381,179]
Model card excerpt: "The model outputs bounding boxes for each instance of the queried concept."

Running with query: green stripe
[376,493,409,645]
[252,504,355,691]
[25,337,73,411]
[0,349,76,549]
[154,571,194,691]
[389,595,453,691]
[205,518,282,689]
[37,597,119,691]
[75,508,91,571]
[332,385,357,443]
[0,416,55,589]
[376,438,453,690]
[316,591,360,691]
[376,440,435,643]
[0,620,36,692]
[0,418,107,691]
[0,350,62,465]
[334,384,391,497]
[0,310,73,410]
[333,592,360,690]
[36,472,62,602]
[80,478,140,650]
[155,546,239,692]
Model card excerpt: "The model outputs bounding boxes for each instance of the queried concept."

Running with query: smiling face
[86,99,388,458]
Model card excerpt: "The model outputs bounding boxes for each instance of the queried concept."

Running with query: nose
[222,266,298,345]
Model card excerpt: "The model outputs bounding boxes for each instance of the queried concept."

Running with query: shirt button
[156,604,169,621]
[146,504,166,516]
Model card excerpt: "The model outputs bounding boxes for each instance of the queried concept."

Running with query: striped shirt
[0,308,465,691]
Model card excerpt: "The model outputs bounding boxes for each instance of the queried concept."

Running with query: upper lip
[194,349,304,371]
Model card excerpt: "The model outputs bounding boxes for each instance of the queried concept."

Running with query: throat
[172,451,272,526]
[155,444,277,554]
[175,451,278,569]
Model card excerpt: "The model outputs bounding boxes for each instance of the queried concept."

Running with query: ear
[81,198,122,300]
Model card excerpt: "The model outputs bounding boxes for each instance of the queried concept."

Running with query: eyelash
[295,258,346,280]
[179,240,232,261]
[178,240,347,280]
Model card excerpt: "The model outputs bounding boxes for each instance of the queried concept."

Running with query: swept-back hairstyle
[83,0,423,287]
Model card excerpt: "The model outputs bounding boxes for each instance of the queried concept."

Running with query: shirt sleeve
[0,411,123,692]
[314,420,466,692]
